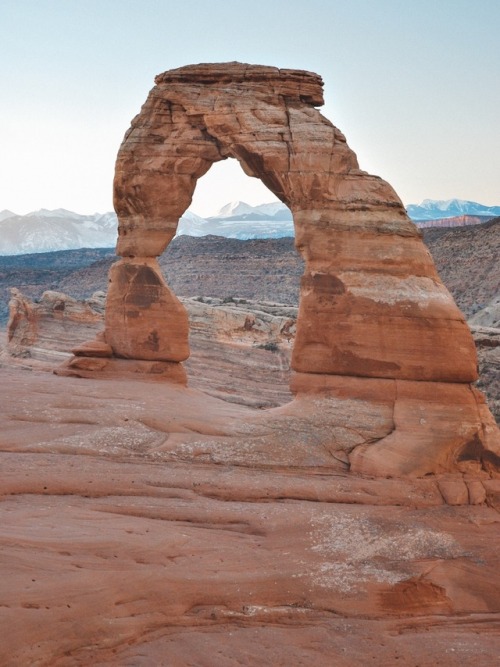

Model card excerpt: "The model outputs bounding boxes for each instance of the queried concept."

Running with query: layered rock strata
[67,62,499,476]
[2,366,500,665]
[6,290,295,408]
[7,288,105,363]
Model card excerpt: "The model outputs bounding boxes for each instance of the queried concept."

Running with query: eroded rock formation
[64,62,500,476]
[2,364,500,665]
[7,288,104,361]
[6,290,295,407]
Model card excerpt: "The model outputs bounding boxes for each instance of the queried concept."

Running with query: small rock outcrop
[7,289,104,362]
[63,62,499,476]
[7,290,295,407]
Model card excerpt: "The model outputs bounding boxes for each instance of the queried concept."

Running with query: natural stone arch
[108,62,476,383]
[65,62,500,477]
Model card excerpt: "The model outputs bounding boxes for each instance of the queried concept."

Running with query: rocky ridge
[415,214,495,229]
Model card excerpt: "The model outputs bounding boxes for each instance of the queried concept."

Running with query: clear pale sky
[1,0,499,217]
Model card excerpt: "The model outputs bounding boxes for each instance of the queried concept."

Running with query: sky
[1,0,499,217]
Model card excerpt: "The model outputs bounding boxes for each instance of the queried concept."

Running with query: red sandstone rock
[105,258,189,362]
[7,288,104,363]
[72,332,112,357]
[5,291,296,407]
[59,356,188,384]
[111,63,477,385]
[7,288,38,350]
[72,61,498,477]
[1,366,500,665]
[2,62,500,664]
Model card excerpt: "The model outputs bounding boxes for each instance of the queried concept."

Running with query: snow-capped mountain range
[0,199,498,255]
[406,199,500,221]
[0,209,119,255]
[0,202,294,255]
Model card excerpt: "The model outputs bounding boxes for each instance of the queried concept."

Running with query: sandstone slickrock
[7,287,500,423]
[105,258,190,363]
[1,366,500,665]
[5,291,296,408]
[65,62,499,477]
[7,288,105,363]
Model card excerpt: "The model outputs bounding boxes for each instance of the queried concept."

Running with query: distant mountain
[2,198,499,254]
[0,209,18,222]
[213,201,259,218]
[177,202,294,239]
[407,199,500,221]
[0,210,119,255]
[199,200,294,239]
[0,202,295,254]
[209,200,290,220]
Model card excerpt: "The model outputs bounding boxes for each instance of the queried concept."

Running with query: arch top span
[113,61,413,259]
[154,62,325,106]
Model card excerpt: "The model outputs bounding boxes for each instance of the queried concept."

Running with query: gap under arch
[159,157,302,408]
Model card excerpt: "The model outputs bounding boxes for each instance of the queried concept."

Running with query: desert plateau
[1,62,500,667]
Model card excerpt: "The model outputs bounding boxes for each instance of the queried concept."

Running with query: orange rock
[7,288,103,361]
[466,479,487,505]
[109,62,478,382]
[57,356,187,385]
[104,258,189,362]
[437,478,470,505]
[1,367,500,665]
[71,332,112,357]
[67,62,499,475]
[7,288,38,350]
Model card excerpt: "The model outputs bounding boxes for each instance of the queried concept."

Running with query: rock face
[105,258,190,362]
[2,365,500,666]
[7,288,104,362]
[64,62,500,476]
[6,290,296,408]
[8,286,500,423]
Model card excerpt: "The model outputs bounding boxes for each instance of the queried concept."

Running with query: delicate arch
[64,62,500,477]
[108,62,476,384]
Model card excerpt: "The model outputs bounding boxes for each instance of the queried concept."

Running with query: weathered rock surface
[6,288,105,363]
[105,258,190,364]
[5,291,296,408]
[66,62,499,476]
[7,287,500,469]
[1,364,500,666]
[2,63,500,662]
[2,297,500,664]
[108,62,476,384]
